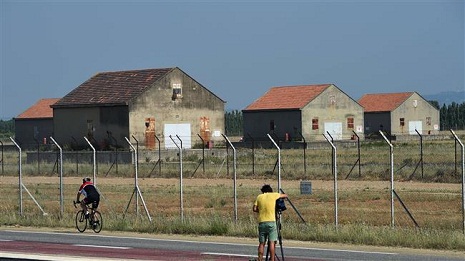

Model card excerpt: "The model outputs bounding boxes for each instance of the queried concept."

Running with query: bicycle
[73,200,103,233]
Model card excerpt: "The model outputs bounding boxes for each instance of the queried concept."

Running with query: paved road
[0,229,463,261]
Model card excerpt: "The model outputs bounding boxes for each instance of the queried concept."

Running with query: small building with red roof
[243,84,364,142]
[14,98,60,149]
[358,92,440,136]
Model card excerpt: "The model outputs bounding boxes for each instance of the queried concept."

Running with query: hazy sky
[1,0,464,119]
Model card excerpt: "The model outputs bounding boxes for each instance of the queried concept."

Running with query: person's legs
[257,222,270,261]
[80,199,88,216]
[257,242,265,261]
[266,222,278,261]
[269,241,277,261]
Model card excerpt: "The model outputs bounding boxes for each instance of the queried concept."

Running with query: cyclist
[76,177,100,218]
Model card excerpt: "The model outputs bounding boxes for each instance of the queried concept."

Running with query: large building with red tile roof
[14,98,60,148]
[243,84,364,141]
[358,92,440,136]
[51,67,225,149]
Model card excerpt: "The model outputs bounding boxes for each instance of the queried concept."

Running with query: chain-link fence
[0,132,463,233]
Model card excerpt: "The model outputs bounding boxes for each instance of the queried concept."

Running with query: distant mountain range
[423,90,465,105]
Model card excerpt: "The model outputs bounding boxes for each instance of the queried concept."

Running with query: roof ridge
[271,84,332,89]
[96,67,175,74]
[362,91,414,96]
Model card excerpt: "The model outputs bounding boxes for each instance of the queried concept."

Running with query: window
[172,83,182,100]
[347,117,354,129]
[312,118,319,130]
[87,120,94,139]
[426,117,431,126]
[269,120,275,131]
[400,118,405,126]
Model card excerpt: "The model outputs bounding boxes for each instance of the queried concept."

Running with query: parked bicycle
[73,200,103,233]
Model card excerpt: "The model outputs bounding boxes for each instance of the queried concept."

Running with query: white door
[324,122,343,140]
[164,123,192,149]
[408,121,422,135]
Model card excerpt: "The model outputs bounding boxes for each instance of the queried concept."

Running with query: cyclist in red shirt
[76,177,100,218]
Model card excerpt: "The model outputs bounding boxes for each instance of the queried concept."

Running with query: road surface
[0,228,463,261]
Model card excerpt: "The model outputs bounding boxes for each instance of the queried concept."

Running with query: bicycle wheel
[75,210,87,233]
[91,210,103,233]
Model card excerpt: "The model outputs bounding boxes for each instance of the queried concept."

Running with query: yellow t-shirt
[254,192,281,223]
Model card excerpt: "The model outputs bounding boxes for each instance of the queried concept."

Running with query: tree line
[0,119,14,136]
[438,102,465,130]
[224,110,243,136]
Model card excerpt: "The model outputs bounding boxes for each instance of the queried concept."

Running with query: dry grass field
[1,176,461,230]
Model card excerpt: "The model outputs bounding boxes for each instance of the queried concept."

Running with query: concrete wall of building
[53,106,129,149]
[242,110,302,141]
[14,118,54,149]
[391,93,440,135]
[301,85,364,141]
[129,68,225,148]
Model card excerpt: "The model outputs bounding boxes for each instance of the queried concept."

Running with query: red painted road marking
[0,240,254,260]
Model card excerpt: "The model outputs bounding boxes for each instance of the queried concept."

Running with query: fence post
[169,135,184,222]
[298,132,307,176]
[10,137,47,216]
[267,134,281,191]
[323,133,338,228]
[222,134,238,222]
[83,137,97,185]
[49,137,64,216]
[0,140,3,175]
[450,129,465,234]
[10,137,23,216]
[197,134,205,175]
[33,138,40,175]
[71,136,79,176]
[124,137,152,222]
[379,130,395,228]
[247,133,255,176]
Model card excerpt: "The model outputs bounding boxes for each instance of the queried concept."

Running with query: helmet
[83,177,91,183]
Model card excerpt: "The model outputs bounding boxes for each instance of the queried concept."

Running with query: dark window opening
[269,120,275,131]
[172,83,182,100]
[347,117,354,129]
[426,117,431,126]
[312,118,319,130]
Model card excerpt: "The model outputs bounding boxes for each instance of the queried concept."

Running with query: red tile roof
[53,68,174,107]
[16,98,60,119]
[358,92,414,112]
[244,84,331,110]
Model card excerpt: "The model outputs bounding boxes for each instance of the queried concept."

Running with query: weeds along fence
[0,133,464,234]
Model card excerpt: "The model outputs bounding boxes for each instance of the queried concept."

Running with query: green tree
[428,100,440,110]
[224,110,243,136]
[0,119,14,139]
[439,102,465,130]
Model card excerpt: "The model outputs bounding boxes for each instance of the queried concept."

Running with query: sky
[1,0,464,119]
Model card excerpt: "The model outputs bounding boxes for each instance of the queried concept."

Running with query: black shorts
[83,197,99,209]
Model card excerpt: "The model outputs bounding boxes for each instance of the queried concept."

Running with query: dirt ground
[2,176,461,192]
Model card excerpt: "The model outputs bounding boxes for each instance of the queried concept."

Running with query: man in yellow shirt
[253,184,287,261]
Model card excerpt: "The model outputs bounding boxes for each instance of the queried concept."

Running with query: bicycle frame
[73,200,102,233]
